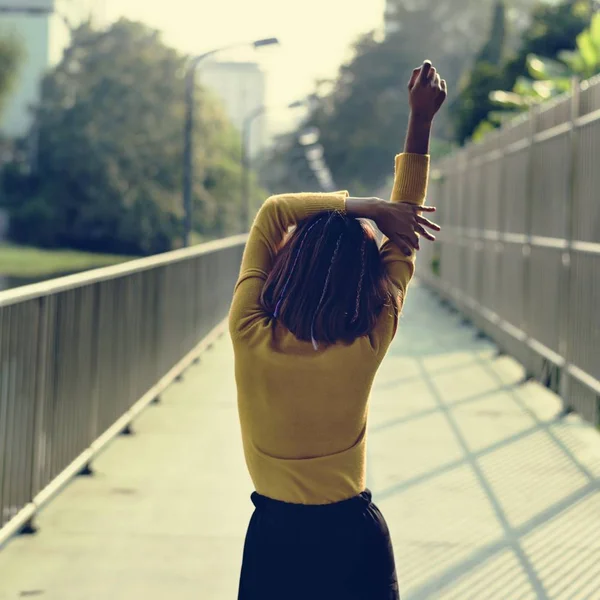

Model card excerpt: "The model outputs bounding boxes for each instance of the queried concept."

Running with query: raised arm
[348,61,447,292]
[346,61,447,353]
[229,192,347,338]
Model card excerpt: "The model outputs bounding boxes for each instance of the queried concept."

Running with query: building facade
[0,0,102,137]
[200,60,267,159]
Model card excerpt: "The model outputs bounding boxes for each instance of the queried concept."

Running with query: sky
[99,0,386,132]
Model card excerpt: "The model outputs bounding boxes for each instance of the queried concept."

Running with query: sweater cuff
[391,153,430,205]
[302,192,349,217]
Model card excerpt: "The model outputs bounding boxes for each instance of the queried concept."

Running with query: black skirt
[238,489,400,600]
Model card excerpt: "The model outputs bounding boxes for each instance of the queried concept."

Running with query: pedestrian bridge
[0,234,598,599]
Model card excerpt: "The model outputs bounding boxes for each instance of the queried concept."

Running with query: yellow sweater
[229,153,430,505]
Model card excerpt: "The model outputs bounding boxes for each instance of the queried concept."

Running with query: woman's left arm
[229,192,348,338]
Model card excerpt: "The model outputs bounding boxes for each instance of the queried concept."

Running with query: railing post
[461,147,474,317]
[558,77,581,404]
[521,104,539,378]
[29,296,50,516]
[456,149,468,310]
[494,147,506,322]
[84,285,102,474]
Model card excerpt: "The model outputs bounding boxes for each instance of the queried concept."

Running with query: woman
[229,61,447,600]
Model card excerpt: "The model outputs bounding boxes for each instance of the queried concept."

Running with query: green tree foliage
[561,10,600,77]
[453,1,508,145]
[0,33,23,119]
[456,0,593,143]
[1,19,249,255]
[263,0,540,196]
[478,1,508,65]
[489,12,600,112]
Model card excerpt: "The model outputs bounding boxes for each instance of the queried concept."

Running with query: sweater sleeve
[229,192,348,339]
[369,153,430,355]
[380,153,430,288]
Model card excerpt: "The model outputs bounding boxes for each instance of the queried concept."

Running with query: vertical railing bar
[76,287,92,457]
[30,296,50,500]
[41,295,57,497]
[559,77,582,405]
[457,151,468,308]
[51,292,67,483]
[70,289,83,459]
[10,304,24,522]
[14,304,30,522]
[65,290,78,476]
[0,307,8,526]
[1,306,17,525]
[19,301,38,523]
[521,105,539,375]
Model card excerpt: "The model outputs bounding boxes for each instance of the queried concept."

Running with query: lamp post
[182,37,279,247]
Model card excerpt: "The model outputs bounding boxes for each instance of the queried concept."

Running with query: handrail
[0,235,248,308]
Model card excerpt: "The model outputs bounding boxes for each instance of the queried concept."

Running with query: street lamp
[241,99,304,231]
[182,37,279,247]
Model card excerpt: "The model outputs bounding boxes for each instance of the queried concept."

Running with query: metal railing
[419,75,600,426]
[0,236,245,545]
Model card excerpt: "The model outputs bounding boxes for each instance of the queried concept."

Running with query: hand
[372,201,440,257]
[408,60,447,123]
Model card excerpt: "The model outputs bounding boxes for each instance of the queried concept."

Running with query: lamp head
[253,37,280,48]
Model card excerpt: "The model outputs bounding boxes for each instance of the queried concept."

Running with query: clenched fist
[408,60,447,123]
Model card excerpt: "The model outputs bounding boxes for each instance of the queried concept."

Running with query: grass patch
[0,243,135,278]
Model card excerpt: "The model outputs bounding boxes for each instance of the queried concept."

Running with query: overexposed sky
[100,0,386,129]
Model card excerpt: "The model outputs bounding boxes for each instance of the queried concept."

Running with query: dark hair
[261,211,399,347]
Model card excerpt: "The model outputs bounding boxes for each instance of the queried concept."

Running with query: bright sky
[100,0,386,130]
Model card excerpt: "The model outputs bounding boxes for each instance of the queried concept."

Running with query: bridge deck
[0,285,599,600]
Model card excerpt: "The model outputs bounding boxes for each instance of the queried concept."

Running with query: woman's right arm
[354,61,447,352]
[349,61,447,294]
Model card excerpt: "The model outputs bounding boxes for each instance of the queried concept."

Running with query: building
[200,60,267,159]
[0,0,103,137]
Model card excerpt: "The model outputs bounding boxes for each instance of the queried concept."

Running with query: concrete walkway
[0,285,599,600]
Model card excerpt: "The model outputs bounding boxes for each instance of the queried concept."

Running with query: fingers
[408,67,420,90]
[416,215,441,231]
[416,225,436,241]
[437,79,448,109]
[418,60,432,84]
[413,205,436,213]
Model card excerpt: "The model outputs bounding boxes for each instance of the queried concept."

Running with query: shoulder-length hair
[261,211,399,347]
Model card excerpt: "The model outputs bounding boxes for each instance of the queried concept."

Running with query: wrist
[408,113,434,128]
[405,114,433,155]
[346,197,382,221]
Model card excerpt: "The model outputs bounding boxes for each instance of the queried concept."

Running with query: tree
[263,0,541,196]
[1,19,251,255]
[455,0,593,142]
[0,34,23,121]
[478,1,508,65]
[490,11,600,111]
[453,1,508,145]
[557,9,600,77]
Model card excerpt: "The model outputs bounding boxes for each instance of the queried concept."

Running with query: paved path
[0,285,599,599]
